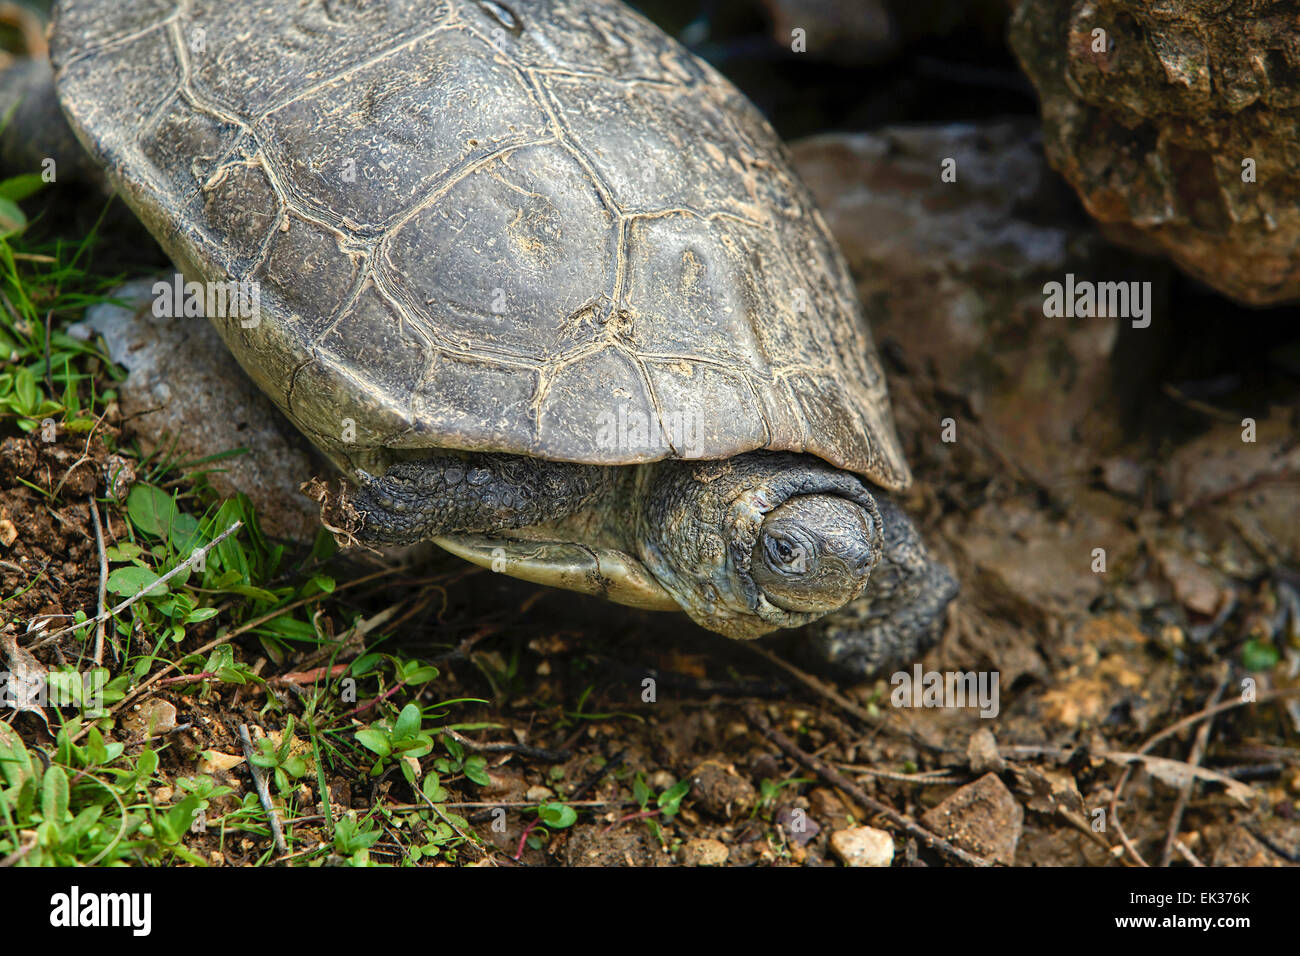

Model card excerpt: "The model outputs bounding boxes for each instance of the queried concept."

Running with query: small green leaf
[1242,639,1280,672]
[13,366,37,415]
[422,772,449,803]
[225,583,282,604]
[334,816,381,854]
[401,664,439,684]
[657,779,691,817]
[85,727,109,766]
[106,564,167,597]
[105,542,145,562]
[393,703,421,741]
[126,484,180,538]
[538,802,577,829]
[0,195,27,237]
[167,512,204,553]
[305,574,335,595]
[41,765,70,823]
[67,804,104,840]
[0,723,34,788]
[137,748,159,777]
[354,729,392,758]
[0,173,45,202]
[463,755,490,787]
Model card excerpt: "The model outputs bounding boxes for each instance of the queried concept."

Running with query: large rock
[1010,0,1300,305]
[71,281,322,540]
[790,121,1167,486]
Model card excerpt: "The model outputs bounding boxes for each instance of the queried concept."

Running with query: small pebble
[830,826,895,867]
[680,837,729,867]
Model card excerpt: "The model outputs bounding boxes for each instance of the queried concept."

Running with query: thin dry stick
[1050,803,1116,855]
[291,601,403,674]
[741,641,946,754]
[1160,665,1230,866]
[0,2,47,56]
[1140,686,1300,754]
[445,728,570,762]
[1172,839,1205,867]
[32,520,244,648]
[238,723,288,857]
[743,704,993,867]
[87,496,109,666]
[837,764,964,785]
[0,830,38,868]
[1108,684,1300,867]
[1108,795,1148,867]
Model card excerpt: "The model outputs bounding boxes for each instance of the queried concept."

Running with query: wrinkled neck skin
[628,452,883,639]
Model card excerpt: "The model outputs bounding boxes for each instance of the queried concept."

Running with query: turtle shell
[50,0,911,491]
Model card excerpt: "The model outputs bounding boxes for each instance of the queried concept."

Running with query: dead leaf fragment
[0,626,48,727]
[1102,752,1255,806]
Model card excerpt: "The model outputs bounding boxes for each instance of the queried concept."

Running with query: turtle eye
[764,531,812,575]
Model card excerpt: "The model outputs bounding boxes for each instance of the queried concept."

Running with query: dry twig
[239,723,288,857]
[87,495,109,666]
[32,520,243,648]
[743,703,993,867]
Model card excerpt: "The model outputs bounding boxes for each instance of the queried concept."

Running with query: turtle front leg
[801,498,958,680]
[345,452,613,545]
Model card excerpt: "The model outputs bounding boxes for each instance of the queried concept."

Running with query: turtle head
[635,453,883,638]
[749,494,877,614]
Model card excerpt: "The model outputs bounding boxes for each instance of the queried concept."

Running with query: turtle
[8,0,957,678]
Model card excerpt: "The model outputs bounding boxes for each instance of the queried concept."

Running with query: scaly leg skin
[801,497,958,680]
[346,452,614,545]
